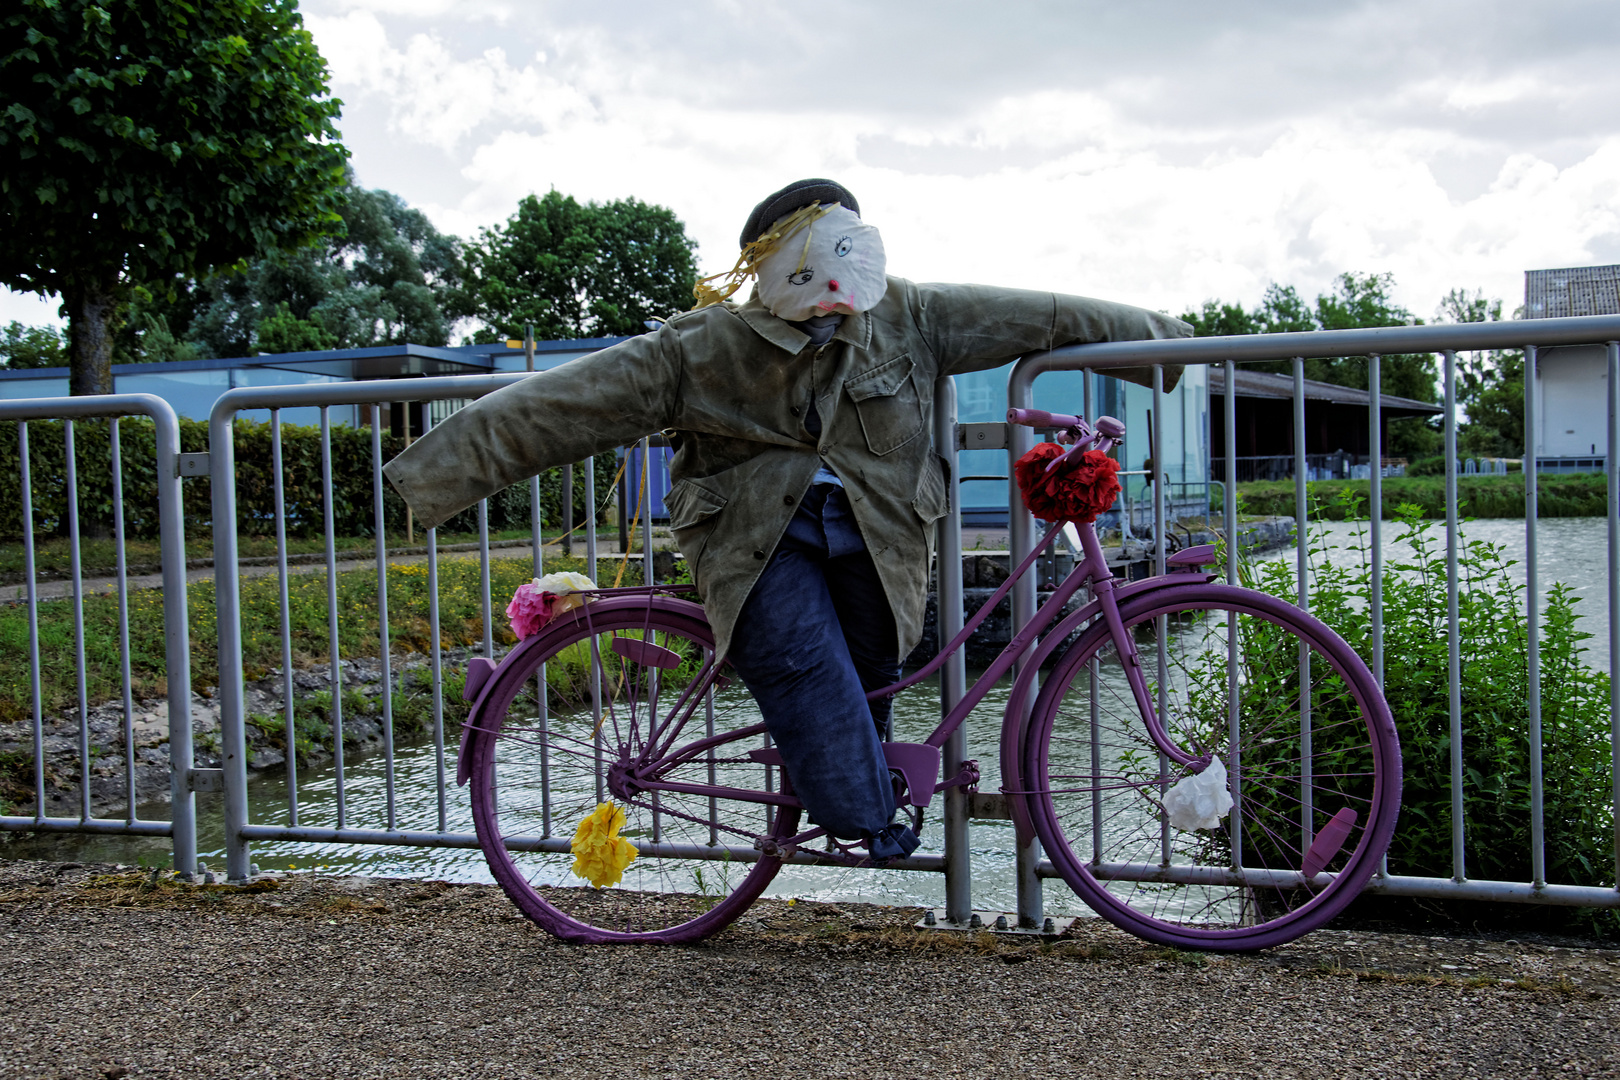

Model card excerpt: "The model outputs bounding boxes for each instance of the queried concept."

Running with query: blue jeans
[726,484,901,840]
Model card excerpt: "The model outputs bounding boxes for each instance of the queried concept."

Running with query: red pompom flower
[1014,443,1121,523]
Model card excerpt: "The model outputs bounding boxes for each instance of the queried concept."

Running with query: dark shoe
[868,822,920,862]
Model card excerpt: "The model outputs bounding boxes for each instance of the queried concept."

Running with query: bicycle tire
[465,596,800,944]
[1022,582,1401,951]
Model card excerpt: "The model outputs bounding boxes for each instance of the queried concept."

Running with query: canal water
[8,516,1611,912]
[1277,517,1613,668]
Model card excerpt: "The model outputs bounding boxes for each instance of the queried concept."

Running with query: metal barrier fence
[204,375,685,882]
[6,316,1619,926]
[0,394,197,875]
[1006,314,1620,924]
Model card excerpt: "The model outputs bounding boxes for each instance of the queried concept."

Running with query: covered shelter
[1209,367,1442,482]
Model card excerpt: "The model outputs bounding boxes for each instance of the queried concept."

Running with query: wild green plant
[1210,492,1616,933]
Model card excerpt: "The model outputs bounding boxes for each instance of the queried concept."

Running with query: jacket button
[754,549,766,560]
[783,494,795,505]
[790,406,801,416]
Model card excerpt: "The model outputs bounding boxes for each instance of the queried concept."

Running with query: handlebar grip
[1007,408,1083,430]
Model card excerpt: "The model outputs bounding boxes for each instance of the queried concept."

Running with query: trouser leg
[726,493,895,841]
[822,551,901,741]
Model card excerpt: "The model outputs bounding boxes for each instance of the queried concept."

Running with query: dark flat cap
[739,179,860,249]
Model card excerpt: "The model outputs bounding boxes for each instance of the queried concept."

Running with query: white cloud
[11,2,1618,331]
[0,290,64,329]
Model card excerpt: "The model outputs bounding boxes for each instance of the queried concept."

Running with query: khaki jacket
[383,277,1191,659]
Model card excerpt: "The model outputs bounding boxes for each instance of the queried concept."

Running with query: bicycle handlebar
[1007,408,1081,430]
[1006,409,1127,447]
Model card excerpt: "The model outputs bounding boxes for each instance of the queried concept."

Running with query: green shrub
[1211,494,1616,935]
[1237,473,1605,520]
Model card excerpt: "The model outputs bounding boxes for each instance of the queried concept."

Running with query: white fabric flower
[532,571,597,615]
[1163,755,1235,831]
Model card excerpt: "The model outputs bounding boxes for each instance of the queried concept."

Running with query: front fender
[997,571,1217,843]
[454,592,711,787]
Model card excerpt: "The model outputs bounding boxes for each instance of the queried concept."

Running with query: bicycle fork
[1092,575,1211,774]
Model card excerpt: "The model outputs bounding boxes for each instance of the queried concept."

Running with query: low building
[1525,264,1620,471]
[1207,368,1442,482]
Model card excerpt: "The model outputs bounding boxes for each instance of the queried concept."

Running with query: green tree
[467,190,698,341]
[0,0,349,393]
[1437,288,1522,459]
[0,321,66,368]
[182,181,467,357]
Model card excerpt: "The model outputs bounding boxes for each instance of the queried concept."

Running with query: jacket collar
[737,291,872,354]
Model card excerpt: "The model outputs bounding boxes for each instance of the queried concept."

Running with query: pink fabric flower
[507,583,558,639]
[506,572,598,639]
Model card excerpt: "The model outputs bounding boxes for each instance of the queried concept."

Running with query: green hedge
[0,417,619,541]
[1237,473,1607,519]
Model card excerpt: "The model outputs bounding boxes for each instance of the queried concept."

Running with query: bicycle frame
[459,412,1222,863]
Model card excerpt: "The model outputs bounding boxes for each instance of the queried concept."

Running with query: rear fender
[454,593,711,787]
[997,571,1218,842]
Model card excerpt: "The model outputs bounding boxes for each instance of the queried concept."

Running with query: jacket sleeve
[908,283,1193,389]
[383,329,682,530]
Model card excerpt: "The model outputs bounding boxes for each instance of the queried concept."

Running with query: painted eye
[834,236,853,258]
[788,268,814,285]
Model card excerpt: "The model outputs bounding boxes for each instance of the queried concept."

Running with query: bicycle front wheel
[1024,582,1400,951]
[465,597,799,944]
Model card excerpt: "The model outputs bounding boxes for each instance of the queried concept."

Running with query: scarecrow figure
[384,179,1190,861]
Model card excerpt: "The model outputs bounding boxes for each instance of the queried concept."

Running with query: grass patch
[0,550,596,725]
[1236,473,1606,519]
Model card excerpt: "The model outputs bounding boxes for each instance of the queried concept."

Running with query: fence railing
[1007,313,1620,924]
[0,394,197,874]
[6,314,1619,929]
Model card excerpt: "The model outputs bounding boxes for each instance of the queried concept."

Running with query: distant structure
[1524,264,1620,472]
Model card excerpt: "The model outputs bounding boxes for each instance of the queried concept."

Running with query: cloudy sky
[7,0,1620,330]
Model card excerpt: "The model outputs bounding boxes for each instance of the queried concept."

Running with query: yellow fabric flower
[570,802,638,888]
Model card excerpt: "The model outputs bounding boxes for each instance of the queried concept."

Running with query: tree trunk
[67,283,118,396]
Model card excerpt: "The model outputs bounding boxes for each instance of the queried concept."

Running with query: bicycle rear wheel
[1024,582,1400,950]
[465,596,799,944]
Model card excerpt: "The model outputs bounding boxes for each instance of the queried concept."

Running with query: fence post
[153,405,198,876]
[933,377,971,923]
[208,402,253,881]
[1006,369,1044,929]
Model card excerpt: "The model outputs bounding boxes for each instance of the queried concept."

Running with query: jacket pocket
[844,353,924,456]
[664,478,727,530]
[664,478,727,575]
[910,453,950,525]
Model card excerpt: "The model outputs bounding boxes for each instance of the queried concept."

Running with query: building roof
[1208,367,1442,417]
[1525,264,1620,319]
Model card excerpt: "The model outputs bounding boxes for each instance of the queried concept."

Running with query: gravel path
[2,860,1617,1079]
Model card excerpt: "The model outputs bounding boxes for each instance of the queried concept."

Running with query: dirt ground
[2,858,1617,1079]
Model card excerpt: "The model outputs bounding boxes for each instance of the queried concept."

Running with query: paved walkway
[2,860,1617,1079]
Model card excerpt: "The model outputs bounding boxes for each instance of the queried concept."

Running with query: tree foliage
[180,181,468,357]
[1436,287,1523,459]
[0,0,349,392]
[0,321,66,368]
[466,190,698,341]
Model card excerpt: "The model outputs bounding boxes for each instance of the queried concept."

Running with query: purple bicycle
[458,409,1401,950]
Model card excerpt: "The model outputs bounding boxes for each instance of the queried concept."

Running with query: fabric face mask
[755,204,887,322]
